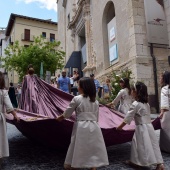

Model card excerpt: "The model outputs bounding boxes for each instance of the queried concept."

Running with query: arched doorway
[102,1,116,68]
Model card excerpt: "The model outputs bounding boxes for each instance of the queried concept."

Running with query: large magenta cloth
[6,75,161,149]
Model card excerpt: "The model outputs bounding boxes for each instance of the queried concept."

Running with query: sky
[0,0,57,28]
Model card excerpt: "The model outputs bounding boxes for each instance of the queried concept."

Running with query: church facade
[57,0,170,112]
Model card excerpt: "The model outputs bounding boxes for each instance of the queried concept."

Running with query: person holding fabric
[8,82,18,108]
[0,72,20,168]
[57,70,71,93]
[56,77,109,170]
[159,71,170,153]
[117,82,164,170]
[106,77,132,114]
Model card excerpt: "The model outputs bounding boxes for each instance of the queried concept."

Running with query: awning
[64,51,81,69]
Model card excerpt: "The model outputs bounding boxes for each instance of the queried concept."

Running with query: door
[24,29,30,41]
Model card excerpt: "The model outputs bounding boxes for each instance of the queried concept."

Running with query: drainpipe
[150,43,159,113]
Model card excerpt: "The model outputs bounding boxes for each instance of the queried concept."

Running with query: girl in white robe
[107,77,132,114]
[159,71,170,153]
[0,72,20,167]
[56,77,109,170]
[117,82,164,170]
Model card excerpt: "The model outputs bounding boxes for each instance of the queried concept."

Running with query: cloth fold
[5,75,161,149]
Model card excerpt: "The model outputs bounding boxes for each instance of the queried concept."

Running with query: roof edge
[5,13,57,36]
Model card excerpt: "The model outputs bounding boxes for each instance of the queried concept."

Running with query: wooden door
[24,29,30,41]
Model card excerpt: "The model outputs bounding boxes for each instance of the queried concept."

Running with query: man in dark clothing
[8,82,18,108]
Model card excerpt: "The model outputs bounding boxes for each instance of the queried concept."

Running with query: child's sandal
[156,164,164,170]
[91,168,97,170]
[64,164,71,170]
[123,160,140,168]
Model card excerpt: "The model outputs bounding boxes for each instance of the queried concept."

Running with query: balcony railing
[21,34,34,42]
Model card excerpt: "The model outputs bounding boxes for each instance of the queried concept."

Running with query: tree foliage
[1,36,65,81]
[98,69,133,105]
[110,69,133,100]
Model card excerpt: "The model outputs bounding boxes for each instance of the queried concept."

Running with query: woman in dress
[159,71,170,153]
[117,82,164,170]
[107,77,132,114]
[56,77,109,170]
[0,72,20,168]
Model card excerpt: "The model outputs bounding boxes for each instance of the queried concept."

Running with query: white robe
[112,88,132,114]
[160,85,170,153]
[63,95,109,168]
[124,101,163,166]
[0,90,14,158]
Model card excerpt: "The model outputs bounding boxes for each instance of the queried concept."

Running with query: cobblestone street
[0,124,170,170]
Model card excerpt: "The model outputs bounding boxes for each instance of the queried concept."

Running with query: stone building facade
[57,0,170,112]
[5,13,58,84]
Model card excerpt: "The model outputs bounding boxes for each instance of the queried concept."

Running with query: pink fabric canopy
[6,75,161,149]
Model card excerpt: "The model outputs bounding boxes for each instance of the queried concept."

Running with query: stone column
[164,0,170,46]
[82,0,94,76]
[129,0,160,113]
[128,0,150,82]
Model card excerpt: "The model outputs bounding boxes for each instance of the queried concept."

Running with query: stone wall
[91,0,130,76]
[57,0,170,112]
[164,0,170,46]
[57,0,75,61]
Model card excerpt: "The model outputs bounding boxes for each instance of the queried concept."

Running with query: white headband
[121,78,125,82]
[134,83,137,91]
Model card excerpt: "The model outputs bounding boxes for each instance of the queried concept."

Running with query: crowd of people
[50,70,80,95]
[1,66,170,170]
[53,70,112,100]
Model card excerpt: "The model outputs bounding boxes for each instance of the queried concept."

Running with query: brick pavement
[1,124,170,170]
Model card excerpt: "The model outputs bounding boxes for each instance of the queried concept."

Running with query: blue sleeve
[97,80,100,88]
[67,78,70,84]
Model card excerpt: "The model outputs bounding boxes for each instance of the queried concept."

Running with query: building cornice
[68,0,90,29]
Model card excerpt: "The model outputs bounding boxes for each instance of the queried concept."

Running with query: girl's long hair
[162,71,170,88]
[0,72,5,89]
[79,77,96,102]
[120,77,131,95]
[133,81,148,103]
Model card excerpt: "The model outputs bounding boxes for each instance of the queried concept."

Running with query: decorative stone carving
[67,0,97,75]
[62,0,67,7]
